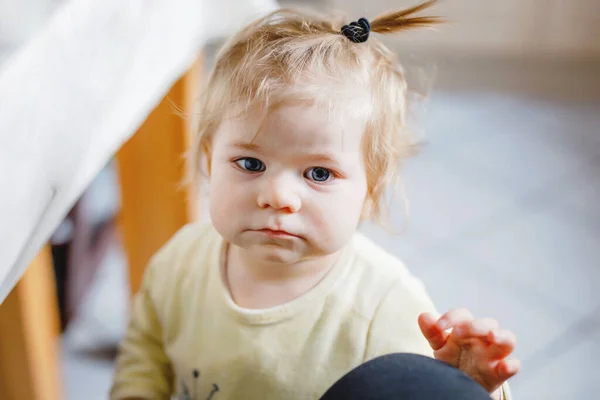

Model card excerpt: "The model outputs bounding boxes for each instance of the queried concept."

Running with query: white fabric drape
[0,0,278,303]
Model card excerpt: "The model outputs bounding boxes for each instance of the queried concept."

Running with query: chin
[249,244,303,265]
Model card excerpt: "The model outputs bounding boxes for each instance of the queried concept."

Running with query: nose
[257,173,302,213]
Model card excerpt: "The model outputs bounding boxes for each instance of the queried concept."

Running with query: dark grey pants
[320,353,490,400]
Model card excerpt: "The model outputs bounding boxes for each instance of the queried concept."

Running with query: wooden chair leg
[117,57,202,296]
[0,246,62,400]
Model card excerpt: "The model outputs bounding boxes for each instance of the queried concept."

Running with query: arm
[110,257,174,400]
[365,277,438,360]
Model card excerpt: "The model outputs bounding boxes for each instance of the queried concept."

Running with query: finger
[436,308,474,331]
[486,329,517,359]
[495,358,521,381]
[452,318,500,341]
[418,313,448,351]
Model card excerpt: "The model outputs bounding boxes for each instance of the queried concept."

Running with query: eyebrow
[229,142,342,166]
[307,153,341,165]
[229,142,262,152]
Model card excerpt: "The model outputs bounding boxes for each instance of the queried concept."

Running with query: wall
[325,0,600,59]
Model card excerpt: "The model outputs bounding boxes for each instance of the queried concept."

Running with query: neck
[225,245,341,309]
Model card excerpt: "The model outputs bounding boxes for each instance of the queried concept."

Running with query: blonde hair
[190,0,442,224]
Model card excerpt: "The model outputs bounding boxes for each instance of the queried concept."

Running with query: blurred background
[1,0,599,399]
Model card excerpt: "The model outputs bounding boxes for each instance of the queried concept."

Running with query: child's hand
[418,309,520,396]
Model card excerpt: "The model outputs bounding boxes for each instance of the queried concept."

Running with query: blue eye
[235,157,265,172]
[305,167,332,183]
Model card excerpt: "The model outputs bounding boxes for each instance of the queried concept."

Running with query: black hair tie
[341,17,370,43]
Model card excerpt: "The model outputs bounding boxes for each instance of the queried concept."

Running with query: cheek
[308,180,367,249]
[208,166,249,228]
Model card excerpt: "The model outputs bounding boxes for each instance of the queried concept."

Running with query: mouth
[255,228,299,238]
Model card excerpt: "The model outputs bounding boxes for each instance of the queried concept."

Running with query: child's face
[208,103,368,265]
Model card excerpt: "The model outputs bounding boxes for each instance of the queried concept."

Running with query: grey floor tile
[433,97,597,192]
[400,151,518,243]
[420,92,600,211]
[509,337,600,400]
[448,124,594,196]
[67,241,130,349]
[419,92,533,146]
[450,184,600,317]
[60,242,127,399]
[392,92,600,245]
[61,338,116,400]
[406,246,579,364]
[420,93,599,152]
[552,157,600,222]
[359,216,437,261]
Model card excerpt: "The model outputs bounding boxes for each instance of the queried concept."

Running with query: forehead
[216,104,366,152]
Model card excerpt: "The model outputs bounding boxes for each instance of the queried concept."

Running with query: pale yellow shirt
[110,222,511,400]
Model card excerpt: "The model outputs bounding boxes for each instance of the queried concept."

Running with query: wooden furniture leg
[117,57,202,296]
[0,246,62,400]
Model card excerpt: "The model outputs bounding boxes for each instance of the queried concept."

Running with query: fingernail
[437,320,449,330]
[492,330,504,341]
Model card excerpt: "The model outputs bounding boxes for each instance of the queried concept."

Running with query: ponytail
[340,0,442,43]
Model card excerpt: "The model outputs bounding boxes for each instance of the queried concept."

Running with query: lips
[256,228,298,238]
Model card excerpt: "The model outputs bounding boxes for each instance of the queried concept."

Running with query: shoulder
[339,231,438,358]
[142,221,222,296]
[339,231,436,318]
[351,231,415,280]
[150,221,219,266]
[138,221,224,335]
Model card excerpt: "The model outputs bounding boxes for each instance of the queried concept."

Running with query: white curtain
[0,0,278,303]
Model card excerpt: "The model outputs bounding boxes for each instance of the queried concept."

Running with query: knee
[321,352,490,400]
[365,352,443,372]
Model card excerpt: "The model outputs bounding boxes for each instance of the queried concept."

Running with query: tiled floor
[61,90,600,399]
